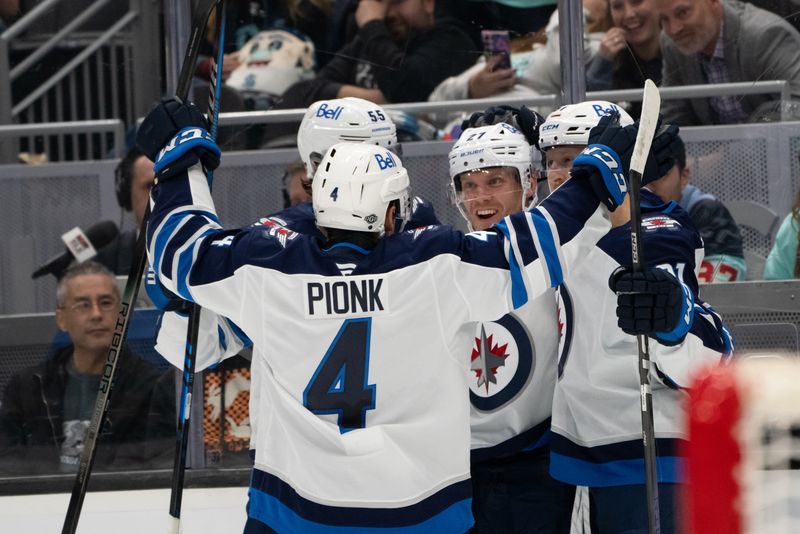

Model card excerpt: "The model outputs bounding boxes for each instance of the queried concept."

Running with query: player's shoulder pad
[407,196,441,228]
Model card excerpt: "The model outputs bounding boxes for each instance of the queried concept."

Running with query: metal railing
[0,0,160,163]
[0,119,126,159]
[30,78,800,159]
[209,80,791,127]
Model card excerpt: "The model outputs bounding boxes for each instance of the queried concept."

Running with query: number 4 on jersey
[303,318,376,433]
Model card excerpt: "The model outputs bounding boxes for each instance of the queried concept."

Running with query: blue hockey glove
[608,266,694,345]
[145,267,192,315]
[136,97,220,181]
[462,105,544,149]
[571,138,627,211]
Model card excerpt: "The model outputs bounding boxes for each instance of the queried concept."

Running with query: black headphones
[114,146,145,211]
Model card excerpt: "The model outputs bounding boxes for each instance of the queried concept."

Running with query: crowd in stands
[177,0,800,134]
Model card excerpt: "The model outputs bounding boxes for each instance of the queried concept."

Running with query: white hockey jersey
[549,191,732,488]
[468,290,560,461]
[147,165,611,532]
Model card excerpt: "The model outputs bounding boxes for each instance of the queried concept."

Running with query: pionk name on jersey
[306,278,387,317]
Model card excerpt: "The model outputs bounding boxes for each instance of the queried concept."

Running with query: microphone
[32,220,119,279]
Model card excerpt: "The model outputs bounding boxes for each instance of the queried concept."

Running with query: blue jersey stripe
[153,211,218,280]
[493,220,528,308]
[249,469,472,529]
[471,419,551,463]
[175,228,218,301]
[550,451,684,486]
[531,209,564,287]
[550,433,684,462]
[537,178,598,246]
[247,489,473,533]
[152,212,192,279]
[507,211,537,266]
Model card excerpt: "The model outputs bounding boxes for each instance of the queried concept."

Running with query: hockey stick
[168,3,226,533]
[60,2,221,533]
[628,78,662,534]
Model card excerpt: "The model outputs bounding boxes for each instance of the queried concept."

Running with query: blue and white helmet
[448,122,535,223]
[312,143,410,234]
[298,98,398,178]
[539,100,634,149]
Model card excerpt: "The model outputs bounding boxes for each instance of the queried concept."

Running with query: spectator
[282,158,312,207]
[764,191,800,279]
[0,261,172,475]
[586,0,661,118]
[428,0,610,114]
[94,147,154,276]
[646,135,747,282]
[657,0,800,125]
[276,0,477,107]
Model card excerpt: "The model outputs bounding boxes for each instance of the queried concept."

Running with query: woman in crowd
[585,0,661,117]
[764,191,800,279]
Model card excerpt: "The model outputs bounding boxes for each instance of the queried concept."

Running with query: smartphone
[481,30,511,70]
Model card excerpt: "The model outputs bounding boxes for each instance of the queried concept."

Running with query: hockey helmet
[297,97,398,178]
[312,143,410,234]
[538,100,634,149]
[448,122,535,224]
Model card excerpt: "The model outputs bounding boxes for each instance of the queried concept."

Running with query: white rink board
[0,486,248,533]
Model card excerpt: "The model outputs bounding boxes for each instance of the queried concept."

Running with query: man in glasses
[0,261,169,475]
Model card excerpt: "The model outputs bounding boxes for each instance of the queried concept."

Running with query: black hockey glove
[647,124,682,184]
[136,97,220,181]
[608,266,694,346]
[462,105,544,148]
[587,111,680,185]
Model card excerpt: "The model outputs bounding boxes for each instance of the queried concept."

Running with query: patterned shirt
[698,23,749,124]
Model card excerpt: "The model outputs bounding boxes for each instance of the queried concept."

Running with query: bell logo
[592,103,619,117]
[316,102,344,120]
[375,152,396,170]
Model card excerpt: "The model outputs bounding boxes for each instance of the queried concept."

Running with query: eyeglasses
[62,296,119,315]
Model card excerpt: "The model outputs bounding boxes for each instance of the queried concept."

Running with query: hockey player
[538,101,733,533]
[150,96,438,364]
[137,96,646,532]
[448,121,575,533]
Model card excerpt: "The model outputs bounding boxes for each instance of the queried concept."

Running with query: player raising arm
[445,115,576,533]
[137,97,655,532]
[150,97,438,368]
[539,101,733,533]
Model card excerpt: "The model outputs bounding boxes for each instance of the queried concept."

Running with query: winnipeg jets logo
[471,324,509,392]
[642,216,681,232]
[469,314,534,412]
[255,217,298,247]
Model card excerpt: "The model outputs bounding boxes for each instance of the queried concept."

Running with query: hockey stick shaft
[628,78,662,534]
[60,2,221,533]
[168,3,226,531]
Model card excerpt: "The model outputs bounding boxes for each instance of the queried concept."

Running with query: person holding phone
[428,0,611,108]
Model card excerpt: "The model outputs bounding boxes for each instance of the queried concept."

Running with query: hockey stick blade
[629,79,661,178]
